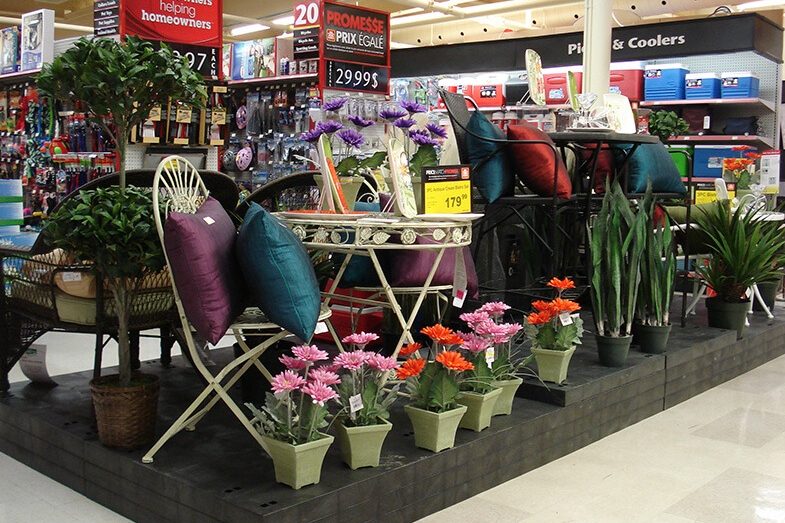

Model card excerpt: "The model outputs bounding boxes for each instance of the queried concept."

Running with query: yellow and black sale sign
[422,165,471,214]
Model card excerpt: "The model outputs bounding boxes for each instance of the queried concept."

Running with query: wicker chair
[142,156,333,463]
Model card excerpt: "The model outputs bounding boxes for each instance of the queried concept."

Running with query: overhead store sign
[94,0,120,38]
[293,0,320,60]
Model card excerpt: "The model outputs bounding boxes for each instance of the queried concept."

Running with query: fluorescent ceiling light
[737,0,785,9]
[272,15,295,26]
[391,11,447,26]
[391,41,417,48]
[230,23,269,36]
[278,31,294,39]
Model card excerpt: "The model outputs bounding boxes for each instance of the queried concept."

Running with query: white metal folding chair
[142,155,332,464]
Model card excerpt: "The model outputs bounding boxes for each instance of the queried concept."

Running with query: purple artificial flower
[379,107,408,121]
[426,122,448,139]
[348,114,375,128]
[393,118,417,129]
[400,100,427,114]
[409,131,439,146]
[300,128,323,143]
[315,120,344,134]
[323,97,348,112]
[337,128,365,149]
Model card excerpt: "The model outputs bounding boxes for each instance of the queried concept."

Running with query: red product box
[471,84,505,107]
[544,69,582,105]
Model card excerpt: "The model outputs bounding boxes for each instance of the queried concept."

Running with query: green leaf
[409,145,438,178]
[427,366,459,411]
[360,151,387,170]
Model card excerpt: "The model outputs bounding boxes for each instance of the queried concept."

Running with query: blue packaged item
[644,64,689,100]
[693,145,755,178]
[721,72,760,98]
[685,73,721,99]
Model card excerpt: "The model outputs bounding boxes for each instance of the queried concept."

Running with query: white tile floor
[5,332,785,522]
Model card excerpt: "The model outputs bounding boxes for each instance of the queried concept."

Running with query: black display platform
[1,310,784,523]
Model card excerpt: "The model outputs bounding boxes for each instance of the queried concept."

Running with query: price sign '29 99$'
[325,59,389,95]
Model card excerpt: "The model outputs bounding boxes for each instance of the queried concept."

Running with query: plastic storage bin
[693,145,756,178]
[609,62,644,101]
[721,72,760,98]
[543,67,582,105]
[667,145,693,178]
[644,64,689,100]
[685,73,721,99]
[471,84,505,108]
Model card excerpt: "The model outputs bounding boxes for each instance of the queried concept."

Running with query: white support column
[581,0,613,95]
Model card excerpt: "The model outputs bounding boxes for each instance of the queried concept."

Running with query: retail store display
[0,27,20,74]
[20,10,53,72]
[507,123,571,198]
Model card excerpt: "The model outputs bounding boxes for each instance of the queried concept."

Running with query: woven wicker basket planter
[91,374,159,449]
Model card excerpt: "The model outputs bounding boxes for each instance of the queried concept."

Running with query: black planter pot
[753,281,779,312]
[706,297,748,339]
[595,335,632,367]
[634,323,672,354]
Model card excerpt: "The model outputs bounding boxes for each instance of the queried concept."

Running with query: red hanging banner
[120,0,222,48]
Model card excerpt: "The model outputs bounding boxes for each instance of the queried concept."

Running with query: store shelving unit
[0,69,40,85]
[226,73,318,87]
[668,134,773,149]
[640,97,776,112]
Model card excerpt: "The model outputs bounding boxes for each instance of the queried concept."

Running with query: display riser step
[0,313,783,523]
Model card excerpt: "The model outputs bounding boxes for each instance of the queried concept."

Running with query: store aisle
[5,332,785,522]
[421,353,785,523]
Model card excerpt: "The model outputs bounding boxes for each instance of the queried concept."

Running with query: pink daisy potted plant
[245,344,338,489]
[331,332,400,469]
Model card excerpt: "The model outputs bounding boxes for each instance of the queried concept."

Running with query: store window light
[229,23,269,36]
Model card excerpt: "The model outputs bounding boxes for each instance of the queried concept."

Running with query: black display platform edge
[0,315,783,523]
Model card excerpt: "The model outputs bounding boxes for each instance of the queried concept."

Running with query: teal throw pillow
[466,112,514,203]
[236,203,321,341]
[612,143,687,194]
[331,200,381,288]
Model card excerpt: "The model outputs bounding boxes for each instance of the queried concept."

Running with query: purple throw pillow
[164,197,245,345]
[387,239,479,299]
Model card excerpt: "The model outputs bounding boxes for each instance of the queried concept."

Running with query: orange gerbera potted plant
[396,325,475,452]
[524,277,584,384]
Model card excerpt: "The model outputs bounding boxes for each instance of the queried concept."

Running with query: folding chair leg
[685,283,707,316]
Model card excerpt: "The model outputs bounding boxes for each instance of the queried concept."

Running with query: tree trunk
[116,132,127,190]
[112,279,132,387]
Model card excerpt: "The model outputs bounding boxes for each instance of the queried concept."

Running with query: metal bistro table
[276,213,478,357]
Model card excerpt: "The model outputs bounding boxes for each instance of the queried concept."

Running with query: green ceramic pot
[753,280,779,312]
[456,387,503,432]
[335,418,392,470]
[260,433,334,489]
[530,346,576,384]
[634,323,672,354]
[404,404,467,452]
[596,335,632,367]
[706,297,749,339]
[490,377,523,416]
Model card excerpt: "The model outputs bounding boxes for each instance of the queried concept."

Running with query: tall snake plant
[588,180,647,337]
[636,183,676,326]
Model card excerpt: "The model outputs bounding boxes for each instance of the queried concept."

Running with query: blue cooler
[685,73,720,99]
[693,145,756,178]
[721,72,760,98]
[0,179,22,235]
[644,63,689,100]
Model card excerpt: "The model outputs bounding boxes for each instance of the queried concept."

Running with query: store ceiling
[0,0,782,48]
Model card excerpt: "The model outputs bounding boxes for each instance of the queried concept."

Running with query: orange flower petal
[396,358,425,379]
[399,342,422,357]
[435,350,475,372]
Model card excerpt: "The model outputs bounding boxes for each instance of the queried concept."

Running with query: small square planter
[531,346,576,384]
[404,404,467,452]
[456,387,503,432]
[260,433,334,489]
[335,418,392,469]
[490,377,523,416]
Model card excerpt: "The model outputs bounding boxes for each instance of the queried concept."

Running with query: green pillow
[466,112,514,203]
[236,203,321,341]
[612,143,687,194]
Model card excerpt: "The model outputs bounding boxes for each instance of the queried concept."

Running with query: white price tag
[203,216,215,225]
[314,322,328,334]
[452,288,467,309]
[559,312,574,326]
[61,272,82,282]
[485,347,495,365]
[349,394,363,413]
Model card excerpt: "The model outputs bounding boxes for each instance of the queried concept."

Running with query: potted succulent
[396,324,473,452]
[634,186,676,354]
[460,301,533,416]
[37,36,205,448]
[246,344,338,489]
[331,332,399,469]
[589,180,646,367]
[523,277,584,383]
[695,202,785,339]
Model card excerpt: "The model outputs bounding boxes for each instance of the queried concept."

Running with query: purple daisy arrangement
[300,128,324,143]
[400,100,427,115]
[315,120,344,134]
[322,97,348,112]
[426,122,449,139]
[337,128,365,149]
[409,128,439,146]
[347,114,375,128]
[393,117,417,129]
[379,107,408,121]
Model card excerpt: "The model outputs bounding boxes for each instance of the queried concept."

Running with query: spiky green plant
[588,180,647,337]
[636,183,676,326]
[695,201,785,302]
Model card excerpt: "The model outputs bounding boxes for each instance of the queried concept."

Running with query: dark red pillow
[507,124,572,199]
[581,144,616,193]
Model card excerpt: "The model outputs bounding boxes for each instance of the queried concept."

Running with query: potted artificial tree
[37,36,206,448]
[589,180,646,367]
[635,186,676,354]
[695,202,785,339]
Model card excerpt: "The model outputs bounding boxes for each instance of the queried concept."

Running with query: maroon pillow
[582,144,616,193]
[164,197,245,344]
[387,240,479,299]
[507,124,572,199]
